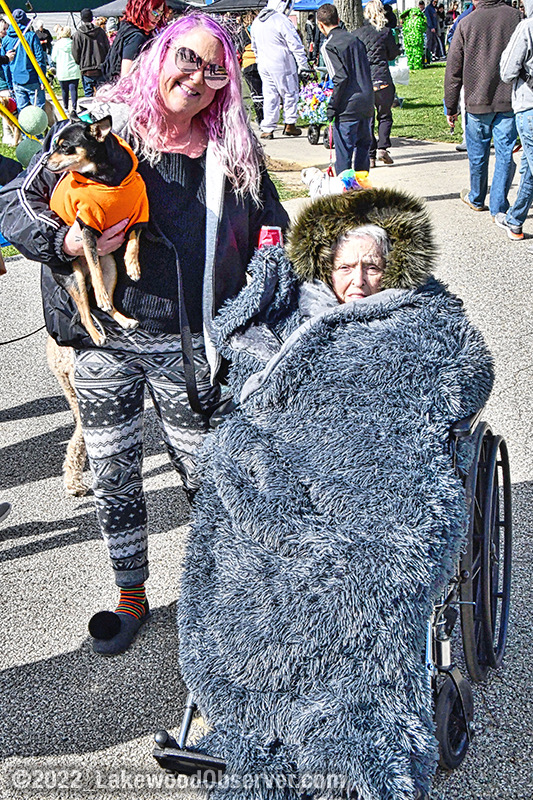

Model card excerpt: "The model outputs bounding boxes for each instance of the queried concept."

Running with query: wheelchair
[430,411,512,770]
[153,411,512,781]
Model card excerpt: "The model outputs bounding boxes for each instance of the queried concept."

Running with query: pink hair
[96,12,263,203]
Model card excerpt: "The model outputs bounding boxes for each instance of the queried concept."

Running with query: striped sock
[116,584,147,619]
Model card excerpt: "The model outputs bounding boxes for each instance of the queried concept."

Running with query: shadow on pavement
[423,192,460,203]
[1,408,169,490]
[0,602,187,758]
[0,486,190,563]
[1,425,80,490]
[0,395,68,424]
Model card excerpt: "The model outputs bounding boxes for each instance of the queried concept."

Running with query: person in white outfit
[251,0,310,138]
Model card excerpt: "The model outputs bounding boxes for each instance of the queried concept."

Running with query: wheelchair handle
[450,409,483,439]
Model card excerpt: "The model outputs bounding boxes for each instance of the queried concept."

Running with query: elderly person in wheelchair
[172,188,495,800]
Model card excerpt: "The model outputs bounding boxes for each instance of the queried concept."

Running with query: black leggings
[60,79,78,113]
[371,83,395,157]
[242,65,264,125]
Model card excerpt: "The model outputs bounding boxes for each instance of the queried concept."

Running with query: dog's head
[301,167,344,201]
[43,115,113,175]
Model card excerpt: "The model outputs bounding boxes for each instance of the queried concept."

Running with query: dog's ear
[88,116,113,142]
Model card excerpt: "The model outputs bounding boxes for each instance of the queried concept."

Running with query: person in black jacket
[0,14,288,657]
[355,0,400,166]
[72,8,110,96]
[102,0,168,81]
[317,3,374,174]
[34,19,53,56]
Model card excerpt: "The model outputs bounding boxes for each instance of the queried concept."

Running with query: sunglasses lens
[175,47,201,72]
[204,64,229,86]
[174,46,229,88]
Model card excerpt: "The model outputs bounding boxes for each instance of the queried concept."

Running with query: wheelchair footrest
[153,732,226,779]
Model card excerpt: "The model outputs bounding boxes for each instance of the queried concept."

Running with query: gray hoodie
[500,0,533,112]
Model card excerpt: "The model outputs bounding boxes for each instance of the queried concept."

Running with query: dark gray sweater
[444,0,520,115]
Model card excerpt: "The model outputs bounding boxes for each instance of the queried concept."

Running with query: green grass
[269,174,308,200]
[392,62,463,143]
[1,143,19,258]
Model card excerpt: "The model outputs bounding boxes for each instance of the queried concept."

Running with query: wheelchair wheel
[481,435,512,669]
[307,124,321,145]
[460,424,492,682]
[435,675,473,770]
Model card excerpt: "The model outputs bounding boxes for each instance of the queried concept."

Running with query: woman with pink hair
[0,12,288,657]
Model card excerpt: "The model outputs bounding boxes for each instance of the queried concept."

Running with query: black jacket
[0,123,289,351]
[321,26,374,121]
[353,22,400,86]
[71,22,110,73]
[102,20,152,81]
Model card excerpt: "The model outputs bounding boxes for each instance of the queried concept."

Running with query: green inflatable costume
[401,8,427,71]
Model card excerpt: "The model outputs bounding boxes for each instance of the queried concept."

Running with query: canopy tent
[0,0,105,10]
[90,0,194,15]
[205,0,266,12]
[0,0,194,13]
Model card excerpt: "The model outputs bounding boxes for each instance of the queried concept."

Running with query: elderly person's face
[159,26,226,121]
[331,235,384,302]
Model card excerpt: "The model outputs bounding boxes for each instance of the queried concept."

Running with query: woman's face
[159,27,225,122]
[147,4,165,31]
[331,235,384,302]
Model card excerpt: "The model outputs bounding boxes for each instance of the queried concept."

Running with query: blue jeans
[333,117,372,173]
[465,111,517,215]
[81,73,103,97]
[12,82,45,111]
[507,108,533,227]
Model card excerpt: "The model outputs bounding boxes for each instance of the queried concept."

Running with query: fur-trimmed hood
[288,187,437,290]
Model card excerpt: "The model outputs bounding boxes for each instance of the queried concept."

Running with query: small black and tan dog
[44,114,149,345]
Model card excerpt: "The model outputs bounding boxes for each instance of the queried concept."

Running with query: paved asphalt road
[0,133,532,800]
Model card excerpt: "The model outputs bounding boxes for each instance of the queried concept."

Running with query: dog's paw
[65,481,89,497]
[94,289,112,313]
[123,319,139,330]
[125,263,141,282]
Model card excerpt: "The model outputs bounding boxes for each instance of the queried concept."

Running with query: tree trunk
[336,0,365,31]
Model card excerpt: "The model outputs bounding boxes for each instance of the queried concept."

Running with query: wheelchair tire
[481,435,512,669]
[460,424,492,683]
[323,127,333,148]
[435,676,473,771]
[307,124,321,145]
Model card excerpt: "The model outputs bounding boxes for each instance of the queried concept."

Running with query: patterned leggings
[74,331,219,587]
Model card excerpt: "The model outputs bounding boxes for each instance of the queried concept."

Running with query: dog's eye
[58,142,72,154]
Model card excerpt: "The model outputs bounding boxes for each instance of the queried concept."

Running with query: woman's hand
[63,218,130,258]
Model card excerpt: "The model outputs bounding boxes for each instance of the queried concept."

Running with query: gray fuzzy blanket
[178,249,493,800]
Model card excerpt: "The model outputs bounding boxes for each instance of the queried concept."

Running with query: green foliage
[392,63,464,143]
[0,142,17,160]
[270,174,308,200]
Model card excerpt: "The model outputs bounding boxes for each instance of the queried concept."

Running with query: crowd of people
[0,0,472,162]
[0,1,524,796]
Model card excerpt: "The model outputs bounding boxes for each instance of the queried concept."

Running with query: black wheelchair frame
[153,413,512,780]
[430,412,512,770]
